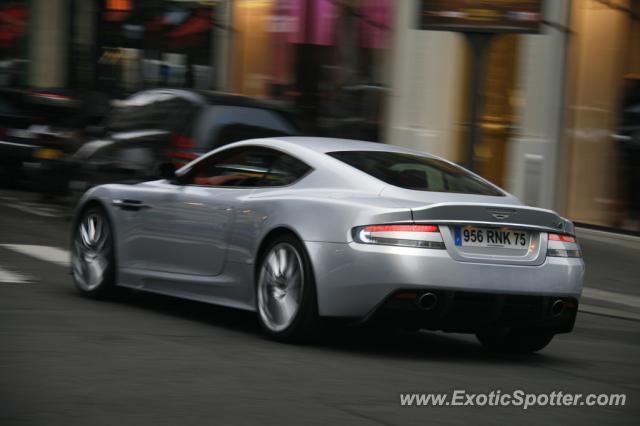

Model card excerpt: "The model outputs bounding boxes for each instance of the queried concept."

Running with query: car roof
[125,88,291,113]
[75,130,171,158]
[257,136,432,156]
[199,91,291,111]
[179,137,438,177]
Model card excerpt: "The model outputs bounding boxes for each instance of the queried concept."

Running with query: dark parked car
[0,88,108,193]
[68,89,302,203]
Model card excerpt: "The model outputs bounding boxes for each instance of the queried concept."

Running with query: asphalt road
[0,192,639,425]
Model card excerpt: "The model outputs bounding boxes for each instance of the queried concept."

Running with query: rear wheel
[476,327,555,354]
[71,206,118,299]
[256,234,319,342]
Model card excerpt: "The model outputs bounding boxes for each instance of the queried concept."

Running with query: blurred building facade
[387,0,640,232]
[0,1,30,86]
[1,0,639,232]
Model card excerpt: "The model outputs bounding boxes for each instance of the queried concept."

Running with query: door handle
[112,199,149,211]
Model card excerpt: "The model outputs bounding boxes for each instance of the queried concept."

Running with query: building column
[29,0,68,88]
[503,1,570,209]
[213,0,232,91]
[384,0,466,161]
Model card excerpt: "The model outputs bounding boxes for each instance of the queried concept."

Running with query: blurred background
[0,0,639,233]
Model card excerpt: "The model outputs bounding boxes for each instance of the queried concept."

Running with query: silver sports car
[71,137,584,353]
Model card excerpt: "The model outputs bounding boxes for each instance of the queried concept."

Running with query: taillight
[548,233,576,243]
[170,135,199,166]
[547,233,581,258]
[173,135,195,149]
[352,224,445,249]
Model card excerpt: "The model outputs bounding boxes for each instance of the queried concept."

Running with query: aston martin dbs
[71,137,584,352]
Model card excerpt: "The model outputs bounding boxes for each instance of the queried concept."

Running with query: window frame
[176,145,313,189]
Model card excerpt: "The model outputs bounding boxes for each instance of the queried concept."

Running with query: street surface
[0,189,639,425]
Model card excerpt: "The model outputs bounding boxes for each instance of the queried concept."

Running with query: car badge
[491,213,511,220]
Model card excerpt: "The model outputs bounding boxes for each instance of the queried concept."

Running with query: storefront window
[564,0,640,232]
[474,33,520,188]
[85,0,217,95]
[231,0,393,140]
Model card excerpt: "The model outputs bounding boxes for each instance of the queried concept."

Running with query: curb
[579,304,640,322]
[576,227,640,249]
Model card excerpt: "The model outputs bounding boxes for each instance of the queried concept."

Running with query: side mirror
[157,162,177,181]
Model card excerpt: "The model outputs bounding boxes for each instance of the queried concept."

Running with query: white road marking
[3,203,62,218]
[0,266,32,283]
[0,244,70,266]
[582,287,640,309]
[0,191,66,218]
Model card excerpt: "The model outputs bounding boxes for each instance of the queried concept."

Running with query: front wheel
[476,327,555,354]
[71,206,118,299]
[256,234,319,342]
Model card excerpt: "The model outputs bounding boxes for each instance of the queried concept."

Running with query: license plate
[453,226,529,249]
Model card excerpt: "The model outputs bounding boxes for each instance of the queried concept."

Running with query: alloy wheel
[257,242,304,332]
[72,212,111,291]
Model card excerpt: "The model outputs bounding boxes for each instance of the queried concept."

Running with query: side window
[265,152,311,186]
[193,106,298,150]
[89,147,113,166]
[91,144,157,172]
[116,146,157,171]
[187,146,310,187]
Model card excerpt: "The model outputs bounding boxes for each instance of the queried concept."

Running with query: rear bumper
[305,241,584,319]
[365,290,578,333]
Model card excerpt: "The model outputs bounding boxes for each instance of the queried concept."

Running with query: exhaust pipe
[417,293,438,311]
[551,299,565,317]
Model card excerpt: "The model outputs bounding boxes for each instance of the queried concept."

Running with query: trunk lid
[410,202,572,233]
[410,203,573,266]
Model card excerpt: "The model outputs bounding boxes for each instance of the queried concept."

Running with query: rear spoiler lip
[410,202,558,214]
[409,202,575,235]
[412,220,570,234]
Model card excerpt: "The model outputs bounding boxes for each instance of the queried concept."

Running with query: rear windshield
[327,150,504,196]
[193,105,299,150]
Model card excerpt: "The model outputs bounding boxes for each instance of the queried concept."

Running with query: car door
[92,141,161,182]
[135,145,283,279]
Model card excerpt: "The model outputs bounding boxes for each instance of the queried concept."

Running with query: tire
[71,205,119,299]
[476,327,555,354]
[256,234,319,342]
